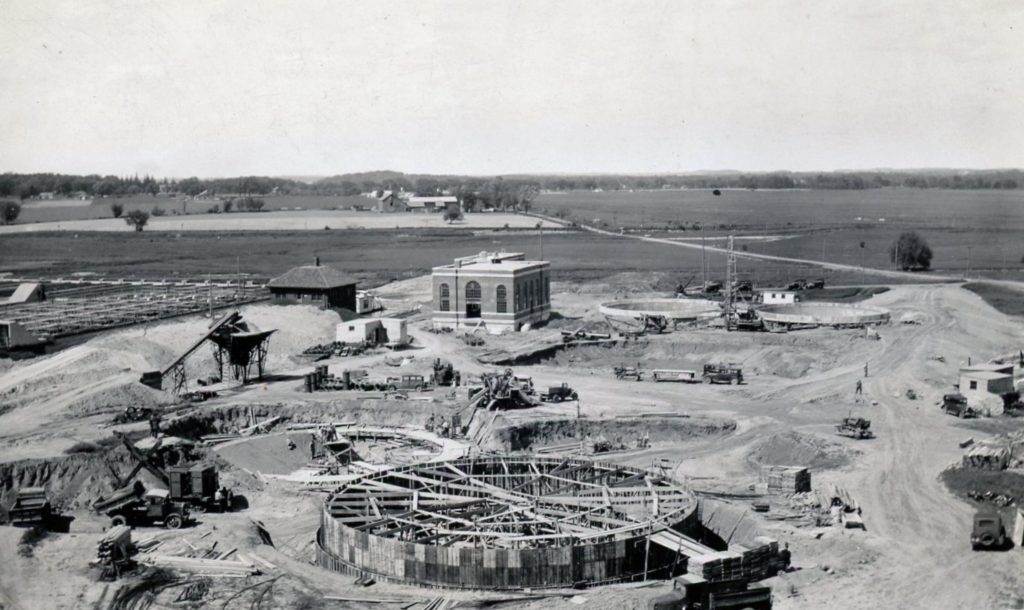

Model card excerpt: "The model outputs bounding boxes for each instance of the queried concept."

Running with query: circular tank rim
[599,298,721,320]
[758,301,890,325]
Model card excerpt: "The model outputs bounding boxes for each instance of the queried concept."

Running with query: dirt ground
[1,272,1023,609]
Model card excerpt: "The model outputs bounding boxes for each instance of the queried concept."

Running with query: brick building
[431,252,550,333]
[268,258,358,310]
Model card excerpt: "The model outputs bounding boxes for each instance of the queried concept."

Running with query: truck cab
[942,393,976,418]
[972,511,1008,550]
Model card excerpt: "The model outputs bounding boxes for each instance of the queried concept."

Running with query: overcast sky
[0,1,1021,177]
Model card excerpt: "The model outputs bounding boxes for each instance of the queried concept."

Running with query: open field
[537,188,1024,231]
[1,209,558,233]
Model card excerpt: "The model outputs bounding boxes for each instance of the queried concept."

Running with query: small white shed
[336,319,383,344]
[378,317,408,346]
[759,290,799,305]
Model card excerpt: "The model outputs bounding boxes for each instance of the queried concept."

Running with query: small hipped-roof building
[268,258,358,311]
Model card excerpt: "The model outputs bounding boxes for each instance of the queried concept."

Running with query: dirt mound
[481,415,735,452]
[747,431,855,471]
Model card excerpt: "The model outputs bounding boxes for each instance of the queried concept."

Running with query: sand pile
[747,431,855,471]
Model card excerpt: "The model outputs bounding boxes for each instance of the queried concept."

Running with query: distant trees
[222,199,233,213]
[123,210,149,232]
[238,196,265,212]
[110,203,124,218]
[151,206,166,216]
[890,231,933,271]
[1,200,21,224]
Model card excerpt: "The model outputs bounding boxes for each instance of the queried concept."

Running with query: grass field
[0,230,927,289]
[962,282,1024,317]
[536,188,1024,232]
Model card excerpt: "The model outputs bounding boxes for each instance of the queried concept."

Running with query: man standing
[855,379,863,396]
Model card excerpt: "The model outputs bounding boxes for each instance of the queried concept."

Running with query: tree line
[1,168,1021,203]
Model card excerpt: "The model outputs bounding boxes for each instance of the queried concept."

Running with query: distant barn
[268,258,357,311]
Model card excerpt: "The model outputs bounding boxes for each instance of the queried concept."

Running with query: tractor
[835,417,874,439]
[614,365,644,381]
[702,364,743,385]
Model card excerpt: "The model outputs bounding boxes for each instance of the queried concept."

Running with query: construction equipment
[971,510,1008,550]
[112,432,236,513]
[614,365,644,381]
[640,314,670,334]
[649,574,772,610]
[466,370,540,410]
[728,309,763,332]
[835,417,874,439]
[808,278,826,290]
[386,374,428,392]
[431,359,459,386]
[702,364,743,385]
[139,311,241,393]
[539,383,578,402]
[560,328,613,343]
[941,393,977,418]
[701,281,723,294]
[113,406,153,425]
[652,369,700,383]
[786,279,807,291]
[93,482,192,529]
[462,333,485,346]
[7,487,52,527]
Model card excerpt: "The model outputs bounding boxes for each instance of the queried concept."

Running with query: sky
[0,0,1022,177]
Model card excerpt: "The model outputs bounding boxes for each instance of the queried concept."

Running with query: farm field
[537,188,1024,231]
[0,209,558,233]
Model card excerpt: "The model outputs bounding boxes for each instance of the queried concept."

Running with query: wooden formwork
[317,455,701,589]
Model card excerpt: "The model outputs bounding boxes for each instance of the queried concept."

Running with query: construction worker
[779,543,792,571]
[287,438,296,451]
[214,487,225,511]
[855,379,863,395]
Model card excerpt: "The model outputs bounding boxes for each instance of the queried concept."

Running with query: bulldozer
[835,417,874,439]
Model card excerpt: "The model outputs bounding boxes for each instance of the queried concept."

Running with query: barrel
[342,370,351,390]
[304,374,314,393]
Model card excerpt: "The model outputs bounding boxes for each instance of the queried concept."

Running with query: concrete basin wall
[599,298,721,321]
[758,302,890,326]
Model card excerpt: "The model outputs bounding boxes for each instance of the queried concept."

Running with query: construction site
[1,235,1023,610]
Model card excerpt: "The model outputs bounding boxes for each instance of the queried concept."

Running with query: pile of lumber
[730,540,775,580]
[962,444,1011,471]
[687,551,744,581]
[759,466,811,494]
[97,526,134,564]
[138,555,260,577]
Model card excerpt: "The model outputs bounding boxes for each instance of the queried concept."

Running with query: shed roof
[269,264,357,290]
[961,370,1013,381]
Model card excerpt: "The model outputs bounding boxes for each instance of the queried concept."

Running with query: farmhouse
[407,196,458,213]
[268,258,357,310]
[432,252,550,334]
[376,191,408,213]
[758,290,799,305]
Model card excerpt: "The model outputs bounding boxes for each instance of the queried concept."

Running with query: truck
[835,417,874,439]
[614,366,644,381]
[702,364,743,385]
[941,393,977,418]
[386,374,428,392]
[93,482,192,529]
[539,383,578,402]
[649,574,772,610]
[652,369,700,383]
[7,487,52,527]
[971,510,1008,551]
[786,279,807,291]
[430,359,458,386]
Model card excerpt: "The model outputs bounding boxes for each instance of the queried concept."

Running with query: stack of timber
[96,526,134,564]
[730,541,775,580]
[687,551,745,581]
[138,554,260,576]
[962,444,1011,471]
[759,466,811,494]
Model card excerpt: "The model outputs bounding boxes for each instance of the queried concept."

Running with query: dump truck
[835,417,874,439]
[971,510,1008,551]
[649,574,772,610]
[702,364,743,385]
[7,487,52,527]
[942,393,976,418]
[386,374,428,392]
[93,482,192,529]
[539,383,578,402]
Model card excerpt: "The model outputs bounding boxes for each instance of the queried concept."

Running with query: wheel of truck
[731,377,739,385]
[387,385,397,392]
[978,533,995,547]
[111,515,127,527]
[703,376,712,384]
[165,514,184,529]
[552,395,562,403]
[570,392,579,401]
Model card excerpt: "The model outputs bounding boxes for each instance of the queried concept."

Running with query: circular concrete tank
[316,456,699,590]
[599,298,721,323]
[758,302,890,327]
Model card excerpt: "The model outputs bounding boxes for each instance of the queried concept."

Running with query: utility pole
[539,224,544,260]
[701,223,707,289]
[966,246,972,280]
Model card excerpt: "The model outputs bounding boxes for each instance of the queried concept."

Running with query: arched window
[465,281,482,319]
[439,283,450,311]
[496,285,507,313]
